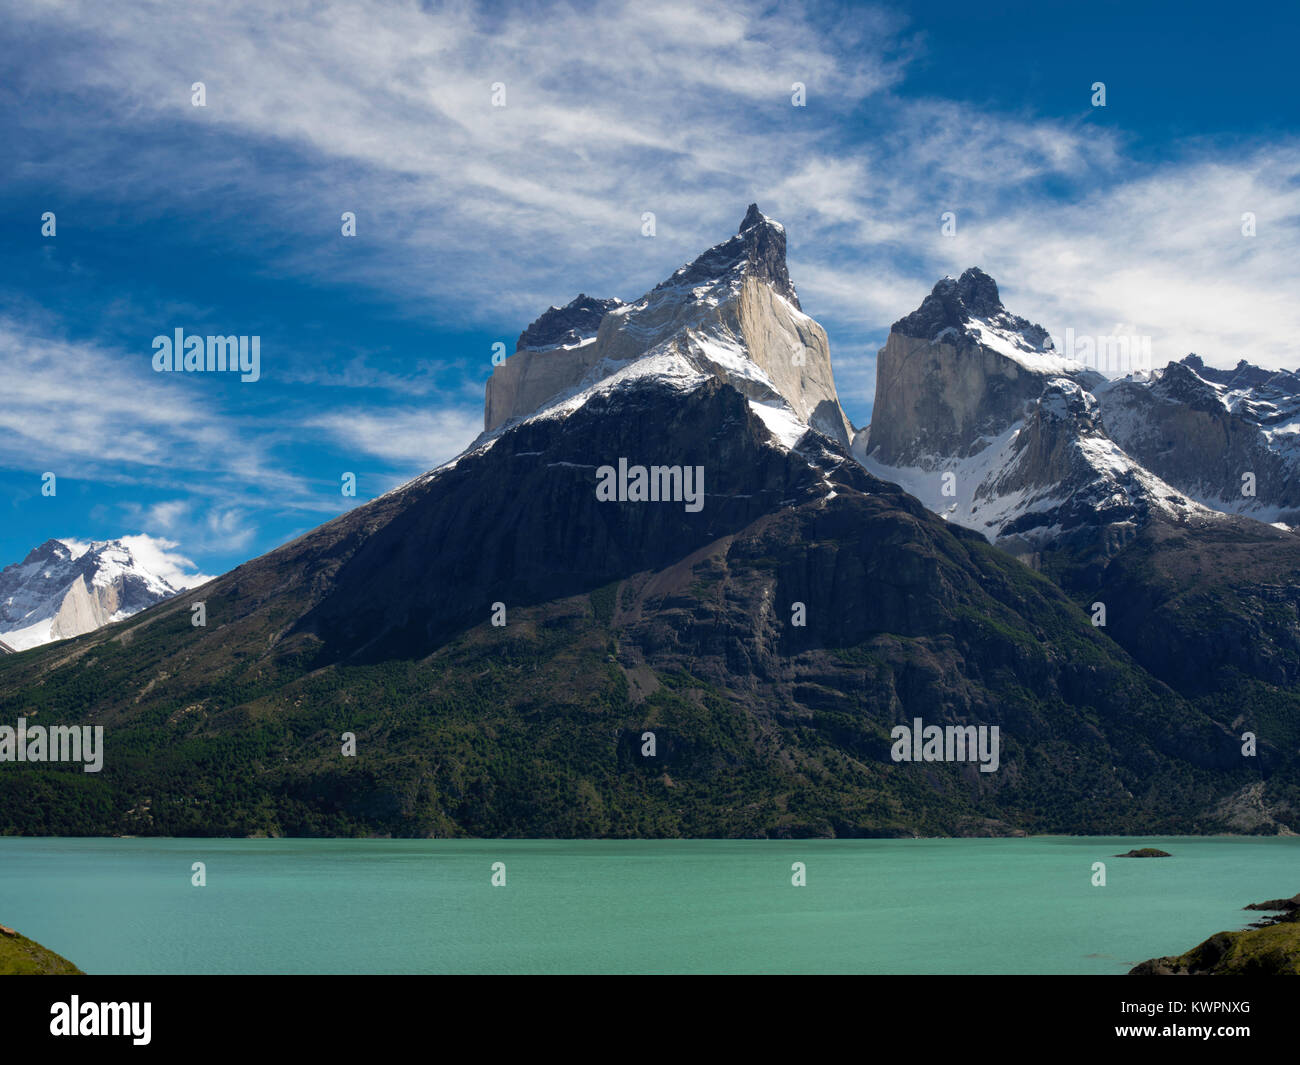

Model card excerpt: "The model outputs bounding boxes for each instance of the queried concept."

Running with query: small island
[1115,847,1172,858]
[1130,891,1300,975]
[0,923,83,975]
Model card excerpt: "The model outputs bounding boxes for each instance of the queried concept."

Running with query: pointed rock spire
[738,203,769,232]
[893,267,1051,352]
[648,204,799,308]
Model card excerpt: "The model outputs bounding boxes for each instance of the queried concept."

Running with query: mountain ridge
[0,538,203,652]
[0,207,1296,839]
[483,205,854,446]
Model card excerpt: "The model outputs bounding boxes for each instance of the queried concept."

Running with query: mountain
[857,268,1300,553]
[0,209,1295,838]
[483,204,854,447]
[1097,354,1300,526]
[856,268,1218,560]
[856,270,1300,792]
[0,538,197,651]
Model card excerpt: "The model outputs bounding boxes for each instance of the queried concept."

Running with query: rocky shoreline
[1130,893,1300,975]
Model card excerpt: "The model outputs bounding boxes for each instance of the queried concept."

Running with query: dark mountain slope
[0,377,1278,838]
[2,207,1295,839]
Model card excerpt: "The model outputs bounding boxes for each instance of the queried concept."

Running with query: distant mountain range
[0,539,196,652]
[857,266,1300,549]
[1,207,1296,838]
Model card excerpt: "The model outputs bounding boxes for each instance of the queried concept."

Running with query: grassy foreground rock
[0,925,83,975]
[1130,897,1300,975]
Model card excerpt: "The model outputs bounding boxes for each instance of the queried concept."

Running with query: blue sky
[1,0,1297,579]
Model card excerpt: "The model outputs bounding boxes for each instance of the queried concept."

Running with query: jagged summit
[863,259,1300,557]
[21,538,81,566]
[862,263,1226,552]
[651,203,799,309]
[863,266,1078,474]
[738,202,778,232]
[482,206,851,444]
[516,294,625,353]
[0,537,200,652]
[893,267,1053,356]
[1096,351,1300,521]
[1179,353,1300,394]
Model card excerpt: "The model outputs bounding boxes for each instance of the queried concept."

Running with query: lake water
[1,836,1295,974]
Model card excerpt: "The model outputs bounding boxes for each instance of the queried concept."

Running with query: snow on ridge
[748,400,808,450]
[859,396,1221,547]
[529,350,709,423]
[688,329,778,391]
[0,534,212,651]
[964,319,1080,375]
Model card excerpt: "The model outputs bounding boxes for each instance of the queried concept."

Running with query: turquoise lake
[1,836,1296,974]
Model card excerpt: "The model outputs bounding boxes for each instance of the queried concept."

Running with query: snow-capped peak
[482,206,853,446]
[0,537,212,652]
[738,202,783,233]
[645,203,800,310]
[895,267,1057,361]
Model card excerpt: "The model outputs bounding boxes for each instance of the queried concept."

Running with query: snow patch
[748,401,808,450]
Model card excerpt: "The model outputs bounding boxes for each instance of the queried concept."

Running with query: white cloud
[955,148,1300,371]
[2,0,911,322]
[4,0,1298,442]
[307,406,483,469]
[0,313,311,499]
[117,533,218,589]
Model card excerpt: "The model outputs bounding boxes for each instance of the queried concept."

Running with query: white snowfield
[0,538,200,651]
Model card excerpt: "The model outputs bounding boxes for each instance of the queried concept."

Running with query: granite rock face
[1098,354,1300,524]
[483,206,854,446]
[484,294,624,432]
[0,538,195,651]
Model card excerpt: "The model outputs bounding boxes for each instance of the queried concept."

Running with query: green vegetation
[1131,909,1300,975]
[0,477,1293,840]
[0,928,83,975]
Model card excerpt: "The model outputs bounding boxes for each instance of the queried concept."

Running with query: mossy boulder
[0,925,83,975]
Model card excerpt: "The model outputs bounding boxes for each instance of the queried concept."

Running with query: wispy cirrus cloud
[8,2,1295,365]
[1,0,1297,569]
[1,0,913,322]
[0,314,300,494]
[306,406,484,472]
